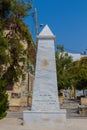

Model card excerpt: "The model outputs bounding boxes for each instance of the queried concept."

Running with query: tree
[0,0,35,119]
[56,44,73,90]
[0,79,9,119]
[0,32,9,119]
[68,57,87,90]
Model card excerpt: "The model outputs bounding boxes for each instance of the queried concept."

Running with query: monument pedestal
[23,110,66,127]
[23,25,66,128]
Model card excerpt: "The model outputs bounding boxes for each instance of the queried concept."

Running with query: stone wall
[7,73,34,111]
[81,98,87,105]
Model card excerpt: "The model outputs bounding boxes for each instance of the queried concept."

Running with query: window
[11,93,21,98]
[7,85,13,90]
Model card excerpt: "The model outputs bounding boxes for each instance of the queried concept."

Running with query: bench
[78,105,87,115]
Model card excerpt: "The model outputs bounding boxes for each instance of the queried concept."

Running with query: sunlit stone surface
[23,25,66,127]
[32,25,59,111]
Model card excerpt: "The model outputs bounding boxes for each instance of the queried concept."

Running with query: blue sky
[25,0,87,54]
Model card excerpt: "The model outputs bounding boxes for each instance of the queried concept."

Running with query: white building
[68,52,87,61]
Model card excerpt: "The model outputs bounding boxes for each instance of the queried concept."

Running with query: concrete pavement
[1,99,87,130]
[0,118,87,130]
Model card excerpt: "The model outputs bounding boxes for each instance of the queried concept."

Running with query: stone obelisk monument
[23,25,66,128]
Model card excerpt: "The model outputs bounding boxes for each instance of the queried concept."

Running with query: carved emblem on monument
[41,59,49,68]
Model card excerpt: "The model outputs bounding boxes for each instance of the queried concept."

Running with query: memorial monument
[23,25,66,128]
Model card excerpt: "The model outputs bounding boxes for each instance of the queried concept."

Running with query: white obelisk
[32,25,59,111]
[23,25,66,128]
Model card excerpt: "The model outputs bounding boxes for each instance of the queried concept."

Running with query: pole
[34,8,38,45]
[33,8,44,46]
[27,72,29,106]
[27,41,29,107]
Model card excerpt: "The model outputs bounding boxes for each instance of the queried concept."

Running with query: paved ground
[0,99,87,130]
[6,99,87,119]
[0,118,87,130]
[60,99,87,118]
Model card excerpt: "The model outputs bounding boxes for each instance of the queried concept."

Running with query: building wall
[7,73,34,111]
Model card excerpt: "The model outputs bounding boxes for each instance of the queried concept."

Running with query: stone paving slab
[60,99,87,118]
[0,118,87,130]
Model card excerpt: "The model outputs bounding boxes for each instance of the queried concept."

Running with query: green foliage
[0,0,12,19]
[56,44,73,90]
[56,44,64,52]
[0,32,10,78]
[0,79,9,119]
[0,0,34,83]
[56,44,87,91]
[68,57,87,90]
[0,0,35,119]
